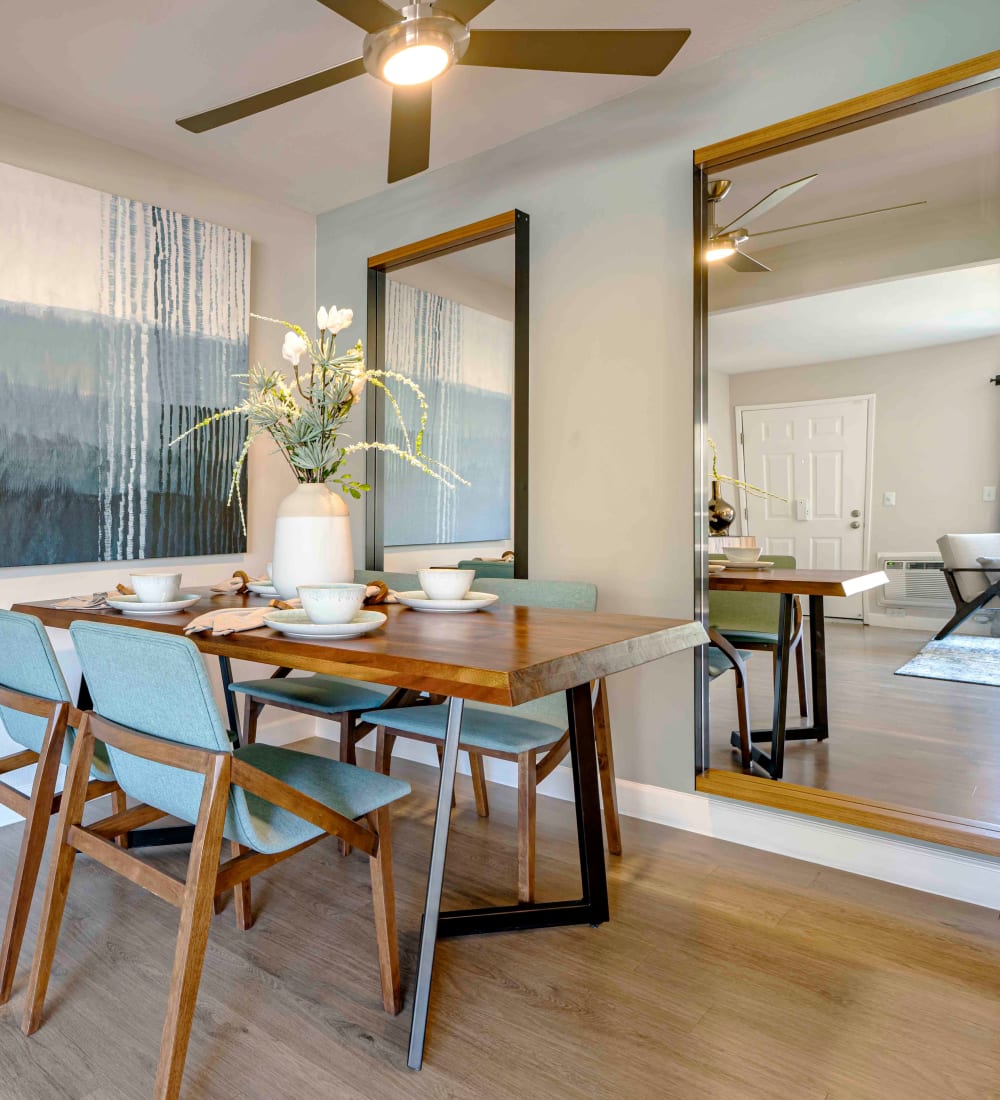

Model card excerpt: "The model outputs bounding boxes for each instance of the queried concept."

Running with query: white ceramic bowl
[417,568,475,602]
[724,546,763,564]
[130,571,182,603]
[298,583,368,625]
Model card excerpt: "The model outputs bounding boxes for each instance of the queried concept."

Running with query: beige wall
[728,335,1000,586]
[318,0,1000,790]
[0,102,316,776]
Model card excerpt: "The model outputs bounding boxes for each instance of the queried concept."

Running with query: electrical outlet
[984,486,997,503]
[883,491,896,507]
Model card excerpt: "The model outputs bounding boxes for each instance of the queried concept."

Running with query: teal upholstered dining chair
[709,554,808,718]
[0,610,122,1006]
[706,629,753,769]
[360,577,622,904]
[23,621,410,1100]
[228,568,418,755]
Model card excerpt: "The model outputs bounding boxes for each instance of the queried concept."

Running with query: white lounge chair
[935,534,1000,639]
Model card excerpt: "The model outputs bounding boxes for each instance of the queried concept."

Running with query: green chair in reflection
[456,558,515,580]
[709,554,808,719]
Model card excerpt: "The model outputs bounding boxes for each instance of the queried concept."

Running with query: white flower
[281,330,308,367]
[350,371,366,405]
[316,306,329,331]
[327,307,353,335]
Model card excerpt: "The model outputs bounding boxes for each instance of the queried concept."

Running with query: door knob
[850,520,861,529]
[850,509,861,518]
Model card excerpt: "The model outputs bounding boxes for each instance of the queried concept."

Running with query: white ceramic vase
[270,483,354,599]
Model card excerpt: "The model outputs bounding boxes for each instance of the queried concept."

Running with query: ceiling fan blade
[444,0,498,22]
[719,174,817,233]
[177,58,366,132]
[314,0,401,33]
[727,250,771,274]
[388,84,433,183]
[460,29,691,76]
[748,201,927,238]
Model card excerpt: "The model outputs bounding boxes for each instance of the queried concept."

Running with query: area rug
[895,634,1000,687]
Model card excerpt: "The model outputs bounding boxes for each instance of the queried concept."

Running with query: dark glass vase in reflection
[708,480,736,535]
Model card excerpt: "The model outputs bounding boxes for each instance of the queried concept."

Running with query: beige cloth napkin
[185,599,302,637]
[53,592,119,610]
[210,573,269,594]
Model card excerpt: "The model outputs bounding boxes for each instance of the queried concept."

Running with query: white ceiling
[709,262,1000,373]
[0,0,852,213]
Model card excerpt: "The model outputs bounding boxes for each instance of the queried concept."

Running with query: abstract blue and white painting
[0,162,250,567]
[384,281,512,546]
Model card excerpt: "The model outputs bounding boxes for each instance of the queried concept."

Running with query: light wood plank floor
[710,622,1000,821]
[0,741,998,1099]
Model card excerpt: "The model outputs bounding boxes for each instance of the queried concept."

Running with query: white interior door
[738,397,871,620]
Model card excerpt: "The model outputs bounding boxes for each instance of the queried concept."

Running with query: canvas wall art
[384,280,513,547]
[0,162,250,567]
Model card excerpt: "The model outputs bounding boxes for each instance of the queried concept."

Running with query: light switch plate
[883,491,896,507]
[984,486,998,503]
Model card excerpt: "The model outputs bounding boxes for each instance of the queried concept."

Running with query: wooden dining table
[708,568,888,780]
[12,587,707,1070]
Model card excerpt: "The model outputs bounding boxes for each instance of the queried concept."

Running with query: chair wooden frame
[0,685,120,1006]
[373,679,621,904]
[936,567,1000,640]
[22,711,402,1100]
[707,630,753,770]
[719,595,808,720]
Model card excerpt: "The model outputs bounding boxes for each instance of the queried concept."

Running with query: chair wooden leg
[112,788,130,850]
[735,677,752,770]
[243,697,263,747]
[795,638,809,719]
[367,805,402,1015]
[469,753,490,818]
[436,745,457,809]
[22,723,95,1036]
[153,755,231,1100]
[339,713,358,857]
[517,753,537,904]
[375,727,395,775]
[0,720,65,1005]
[593,680,622,857]
[231,841,254,931]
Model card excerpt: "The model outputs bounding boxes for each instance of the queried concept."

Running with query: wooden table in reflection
[709,568,889,780]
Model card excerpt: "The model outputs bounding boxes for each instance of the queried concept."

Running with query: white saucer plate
[108,594,202,616]
[247,582,280,597]
[395,590,500,613]
[263,609,387,640]
[722,560,776,570]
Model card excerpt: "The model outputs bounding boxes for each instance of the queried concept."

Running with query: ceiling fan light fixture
[364,4,470,87]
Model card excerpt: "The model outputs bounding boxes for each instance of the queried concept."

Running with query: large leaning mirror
[694,55,1000,854]
[366,211,529,577]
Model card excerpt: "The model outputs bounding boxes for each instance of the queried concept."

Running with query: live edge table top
[13,590,708,708]
[709,568,889,598]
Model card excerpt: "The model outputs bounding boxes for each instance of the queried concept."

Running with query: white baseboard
[0,713,315,830]
[316,721,1000,911]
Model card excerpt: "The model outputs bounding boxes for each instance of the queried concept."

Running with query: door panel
[740,398,870,620]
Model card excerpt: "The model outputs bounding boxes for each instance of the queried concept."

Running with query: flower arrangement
[707,437,786,501]
[172,307,466,531]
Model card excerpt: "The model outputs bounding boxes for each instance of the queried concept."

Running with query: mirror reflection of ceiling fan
[705,174,926,272]
[177,0,692,184]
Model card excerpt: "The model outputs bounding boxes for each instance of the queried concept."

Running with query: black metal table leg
[406,682,610,1069]
[218,655,241,743]
[730,592,834,778]
[408,696,464,1071]
[808,595,829,740]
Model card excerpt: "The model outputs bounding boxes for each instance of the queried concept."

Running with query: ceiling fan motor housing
[364,4,471,84]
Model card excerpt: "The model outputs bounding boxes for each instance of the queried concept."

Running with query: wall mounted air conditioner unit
[876,553,951,610]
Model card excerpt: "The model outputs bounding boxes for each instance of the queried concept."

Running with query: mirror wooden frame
[692,49,1000,856]
[365,210,530,575]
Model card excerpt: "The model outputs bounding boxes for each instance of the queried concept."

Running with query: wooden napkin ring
[364,581,390,606]
[116,584,134,595]
[269,599,296,610]
[232,570,251,595]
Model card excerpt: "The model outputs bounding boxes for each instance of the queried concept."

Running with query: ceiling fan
[705,174,926,273]
[177,1,691,184]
